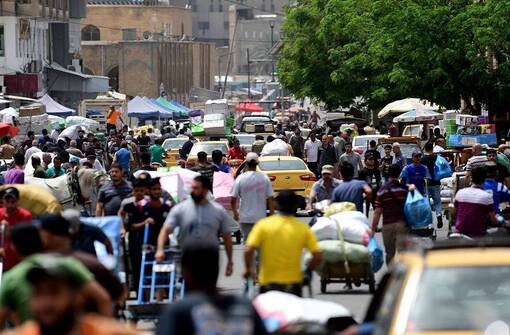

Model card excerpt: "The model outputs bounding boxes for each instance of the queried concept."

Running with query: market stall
[444,113,497,147]
[38,94,75,117]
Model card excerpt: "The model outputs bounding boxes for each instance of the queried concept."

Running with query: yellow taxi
[235,156,316,198]
[364,240,510,335]
[186,141,229,166]
[162,137,189,167]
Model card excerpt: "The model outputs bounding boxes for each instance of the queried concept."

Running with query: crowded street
[1,0,510,334]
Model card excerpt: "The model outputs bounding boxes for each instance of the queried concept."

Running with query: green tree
[279,0,510,114]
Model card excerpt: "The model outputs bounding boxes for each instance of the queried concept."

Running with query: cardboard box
[456,114,478,126]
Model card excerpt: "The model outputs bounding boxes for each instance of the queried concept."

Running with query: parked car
[377,137,421,164]
[187,141,229,166]
[240,116,274,134]
[352,135,388,156]
[162,137,189,167]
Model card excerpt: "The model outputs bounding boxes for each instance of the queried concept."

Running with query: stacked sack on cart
[305,202,384,275]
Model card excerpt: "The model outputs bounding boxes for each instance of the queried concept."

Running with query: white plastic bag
[311,217,338,241]
[329,211,371,245]
[261,139,289,156]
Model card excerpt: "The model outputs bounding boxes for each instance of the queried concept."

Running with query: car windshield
[406,266,510,331]
[259,159,307,171]
[405,125,422,137]
[353,136,384,148]
[162,138,188,150]
[235,136,255,145]
[242,117,272,123]
[189,143,228,156]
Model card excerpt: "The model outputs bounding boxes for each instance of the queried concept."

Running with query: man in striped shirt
[372,164,409,265]
[454,166,498,238]
[465,143,488,172]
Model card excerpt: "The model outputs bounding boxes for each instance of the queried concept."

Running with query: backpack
[434,155,452,181]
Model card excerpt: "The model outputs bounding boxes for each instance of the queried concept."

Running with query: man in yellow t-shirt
[244,190,322,297]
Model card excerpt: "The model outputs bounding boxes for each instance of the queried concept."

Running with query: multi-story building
[0,0,108,107]
[82,0,192,42]
[81,1,215,103]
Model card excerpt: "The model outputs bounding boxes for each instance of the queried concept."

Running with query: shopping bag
[404,190,432,228]
[368,237,384,273]
[434,155,452,180]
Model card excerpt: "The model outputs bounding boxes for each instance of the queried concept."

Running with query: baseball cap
[3,187,19,200]
[26,255,82,288]
[246,152,259,163]
[39,214,71,237]
[412,150,423,158]
[321,165,335,175]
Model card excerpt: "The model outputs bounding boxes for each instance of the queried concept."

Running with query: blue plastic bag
[404,190,432,228]
[434,155,452,180]
[368,237,384,273]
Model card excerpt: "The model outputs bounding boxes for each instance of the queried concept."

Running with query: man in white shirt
[24,140,42,164]
[231,152,274,241]
[79,152,106,173]
[433,137,446,153]
[304,132,321,177]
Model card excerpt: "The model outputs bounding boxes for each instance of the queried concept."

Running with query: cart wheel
[320,280,327,294]
[368,275,376,294]
[234,230,242,244]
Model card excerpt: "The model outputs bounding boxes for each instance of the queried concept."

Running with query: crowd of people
[0,113,508,334]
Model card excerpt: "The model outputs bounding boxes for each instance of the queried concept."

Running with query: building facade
[82,40,215,103]
[82,1,192,42]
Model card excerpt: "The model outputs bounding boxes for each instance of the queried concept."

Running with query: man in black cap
[38,214,123,313]
[119,172,150,293]
[358,153,382,216]
[9,254,135,335]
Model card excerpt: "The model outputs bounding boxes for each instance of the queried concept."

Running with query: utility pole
[247,48,251,99]
[270,21,275,82]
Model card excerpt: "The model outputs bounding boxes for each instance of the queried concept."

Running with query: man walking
[309,165,341,205]
[358,154,381,216]
[400,151,430,195]
[244,190,322,297]
[371,164,409,264]
[392,143,406,169]
[191,151,218,185]
[95,164,132,217]
[318,135,337,172]
[0,187,32,271]
[332,163,372,212]
[114,141,133,174]
[156,176,234,277]
[157,243,266,335]
[304,132,321,177]
[340,142,363,178]
[421,142,444,228]
[289,128,305,159]
[231,152,274,241]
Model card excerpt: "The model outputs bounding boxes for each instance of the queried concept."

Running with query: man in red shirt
[0,187,32,270]
[228,139,246,160]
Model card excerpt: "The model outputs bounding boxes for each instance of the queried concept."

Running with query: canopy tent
[393,109,443,123]
[38,94,75,117]
[170,100,191,114]
[127,96,159,118]
[142,97,174,119]
[156,97,188,117]
[378,98,440,119]
[235,101,264,113]
[151,98,182,119]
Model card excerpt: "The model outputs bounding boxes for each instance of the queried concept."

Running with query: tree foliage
[278,0,510,113]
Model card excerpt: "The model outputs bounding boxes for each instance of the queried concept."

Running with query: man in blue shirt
[332,163,372,212]
[484,162,510,214]
[114,142,132,174]
[400,151,430,195]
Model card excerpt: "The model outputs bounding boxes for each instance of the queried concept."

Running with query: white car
[352,135,388,156]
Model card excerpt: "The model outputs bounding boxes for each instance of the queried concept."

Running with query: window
[218,3,223,12]
[224,21,229,30]
[198,21,210,30]
[0,25,4,57]
[81,25,100,41]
